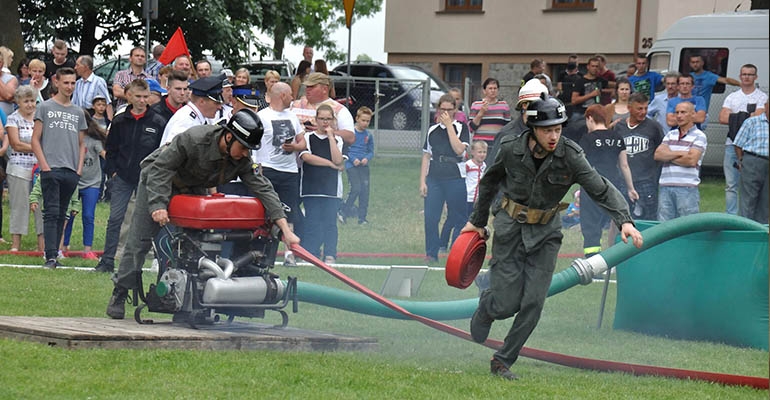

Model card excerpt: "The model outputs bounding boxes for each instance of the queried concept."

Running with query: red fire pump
[134,194,297,328]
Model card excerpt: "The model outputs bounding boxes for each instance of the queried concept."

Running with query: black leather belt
[436,155,461,163]
[744,151,769,160]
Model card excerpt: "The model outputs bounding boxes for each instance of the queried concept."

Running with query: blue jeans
[723,144,740,215]
[632,180,659,221]
[424,177,467,259]
[102,175,137,265]
[302,196,339,258]
[63,186,100,247]
[343,166,370,222]
[262,168,302,233]
[657,186,699,221]
[40,168,80,260]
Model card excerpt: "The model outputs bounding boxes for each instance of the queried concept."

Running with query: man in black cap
[106,109,301,319]
[217,84,263,196]
[160,74,224,145]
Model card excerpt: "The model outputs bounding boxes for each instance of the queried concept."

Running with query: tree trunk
[273,19,287,60]
[79,11,99,56]
[0,0,26,72]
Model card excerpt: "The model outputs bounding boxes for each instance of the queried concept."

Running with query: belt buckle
[515,209,528,223]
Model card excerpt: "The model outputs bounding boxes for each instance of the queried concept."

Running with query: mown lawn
[0,157,765,399]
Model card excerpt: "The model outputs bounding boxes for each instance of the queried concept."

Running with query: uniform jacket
[105,106,166,185]
[140,124,286,222]
[469,130,632,250]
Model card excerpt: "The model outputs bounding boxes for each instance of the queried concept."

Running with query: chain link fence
[331,76,523,158]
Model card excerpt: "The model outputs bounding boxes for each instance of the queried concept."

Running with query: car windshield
[388,66,444,91]
[243,63,293,79]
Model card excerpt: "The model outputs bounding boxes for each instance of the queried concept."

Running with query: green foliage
[16,0,383,65]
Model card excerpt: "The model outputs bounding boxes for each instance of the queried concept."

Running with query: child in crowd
[90,95,110,131]
[62,112,106,260]
[439,141,487,253]
[464,140,488,215]
[30,168,79,258]
[299,104,345,264]
[341,106,374,225]
[561,190,581,229]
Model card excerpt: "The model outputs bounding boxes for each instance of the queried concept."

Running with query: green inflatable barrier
[614,220,769,350]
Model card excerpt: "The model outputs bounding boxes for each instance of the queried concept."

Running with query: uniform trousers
[476,210,562,367]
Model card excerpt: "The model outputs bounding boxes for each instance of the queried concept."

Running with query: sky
[266,2,387,68]
[107,2,387,68]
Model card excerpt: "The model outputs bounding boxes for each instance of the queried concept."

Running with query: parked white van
[646,10,769,171]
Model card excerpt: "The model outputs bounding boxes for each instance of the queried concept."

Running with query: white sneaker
[283,253,297,267]
[57,250,66,260]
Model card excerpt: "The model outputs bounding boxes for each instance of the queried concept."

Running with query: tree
[18,0,262,66]
[16,0,382,67]
[0,0,25,72]
[258,0,383,62]
[356,53,372,62]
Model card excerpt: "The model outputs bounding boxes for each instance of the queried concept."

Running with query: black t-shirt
[578,128,625,186]
[613,118,665,184]
[45,58,76,79]
[557,71,583,105]
[423,121,470,180]
[521,71,535,86]
[574,75,608,114]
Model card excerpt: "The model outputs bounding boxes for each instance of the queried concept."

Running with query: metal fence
[331,76,434,157]
[330,76,523,158]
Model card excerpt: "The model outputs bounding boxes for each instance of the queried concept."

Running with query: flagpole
[145,16,151,57]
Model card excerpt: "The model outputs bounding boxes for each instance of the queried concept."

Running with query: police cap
[231,84,260,109]
[189,75,224,103]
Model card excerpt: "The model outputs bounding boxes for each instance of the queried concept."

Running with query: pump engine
[134,194,297,328]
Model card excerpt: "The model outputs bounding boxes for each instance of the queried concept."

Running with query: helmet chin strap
[529,130,551,158]
[223,132,236,160]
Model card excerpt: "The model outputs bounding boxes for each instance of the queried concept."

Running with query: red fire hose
[444,231,487,289]
[290,244,768,390]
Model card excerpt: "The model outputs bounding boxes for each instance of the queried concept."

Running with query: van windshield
[649,52,670,73]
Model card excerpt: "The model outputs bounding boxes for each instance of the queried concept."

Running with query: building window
[551,0,594,9]
[445,0,483,12]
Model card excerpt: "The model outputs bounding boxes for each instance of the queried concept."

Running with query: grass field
[0,157,766,399]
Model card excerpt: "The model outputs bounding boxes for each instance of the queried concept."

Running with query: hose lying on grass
[289,213,769,389]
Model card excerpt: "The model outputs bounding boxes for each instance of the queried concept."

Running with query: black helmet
[525,95,568,127]
[226,109,263,150]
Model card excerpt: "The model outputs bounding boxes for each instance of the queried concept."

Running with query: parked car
[92,55,130,99]
[331,62,450,130]
[235,60,296,93]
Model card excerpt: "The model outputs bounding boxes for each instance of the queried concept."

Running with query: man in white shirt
[717,63,768,215]
[160,75,224,145]
[256,82,306,266]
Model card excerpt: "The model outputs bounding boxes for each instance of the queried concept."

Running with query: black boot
[470,308,493,343]
[106,286,129,319]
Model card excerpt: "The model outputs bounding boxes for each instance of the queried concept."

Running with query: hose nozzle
[571,254,609,285]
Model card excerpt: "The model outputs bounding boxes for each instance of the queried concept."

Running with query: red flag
[158,27,190,65]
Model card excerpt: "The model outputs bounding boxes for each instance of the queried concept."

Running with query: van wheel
[390,111,409,130]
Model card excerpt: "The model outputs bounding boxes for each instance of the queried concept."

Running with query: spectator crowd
[0,41,766,270]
